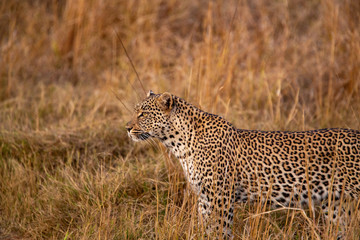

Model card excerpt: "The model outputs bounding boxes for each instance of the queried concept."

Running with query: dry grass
[0,0,360,239]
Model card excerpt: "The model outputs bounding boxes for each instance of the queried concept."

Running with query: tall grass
[0,0,359,239]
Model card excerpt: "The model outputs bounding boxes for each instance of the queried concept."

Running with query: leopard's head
[126,91,175,142]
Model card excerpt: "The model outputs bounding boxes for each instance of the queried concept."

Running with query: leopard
[126,90,360,239]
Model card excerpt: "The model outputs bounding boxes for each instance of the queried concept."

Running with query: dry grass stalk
[0,0,359,239]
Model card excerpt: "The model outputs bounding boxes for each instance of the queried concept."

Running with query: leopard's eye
[138,112,148,118]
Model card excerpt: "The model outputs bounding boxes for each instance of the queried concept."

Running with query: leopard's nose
[125,123,132,132]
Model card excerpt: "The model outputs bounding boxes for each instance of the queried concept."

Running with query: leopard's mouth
[128,131,151,142]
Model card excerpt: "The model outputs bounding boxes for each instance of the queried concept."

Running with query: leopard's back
[236,128,360,206]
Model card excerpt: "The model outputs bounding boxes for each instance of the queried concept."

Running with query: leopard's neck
[159,97,235,159]
[159,97,198,159]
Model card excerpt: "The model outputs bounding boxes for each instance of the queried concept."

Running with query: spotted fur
[126,91,360,238]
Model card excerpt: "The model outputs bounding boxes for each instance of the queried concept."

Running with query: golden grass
[0,0,360,239]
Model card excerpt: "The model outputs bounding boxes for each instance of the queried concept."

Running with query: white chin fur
[128,132,141,142]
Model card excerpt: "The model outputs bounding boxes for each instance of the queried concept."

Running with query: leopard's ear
[157,92,174,111]
[147,90,155,97]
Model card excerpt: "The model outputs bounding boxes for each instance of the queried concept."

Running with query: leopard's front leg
[197,184,235,239]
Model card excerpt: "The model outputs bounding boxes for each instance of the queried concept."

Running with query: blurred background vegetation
[0,0,359,239]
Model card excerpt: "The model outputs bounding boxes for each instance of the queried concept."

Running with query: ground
[0,0,359,239]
